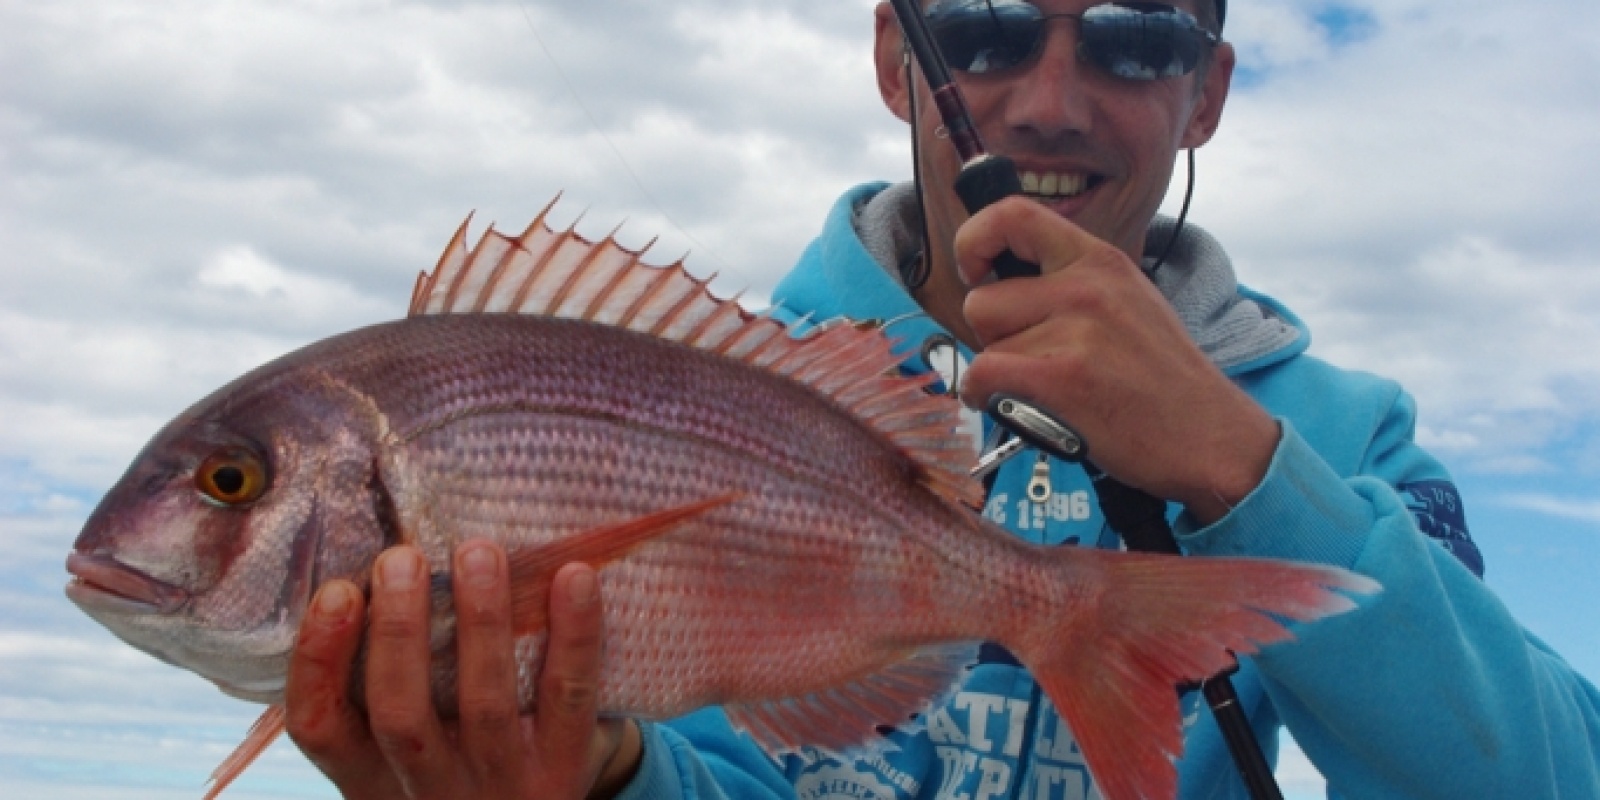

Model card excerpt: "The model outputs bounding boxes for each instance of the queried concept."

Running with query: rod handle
[955,154,1039,280]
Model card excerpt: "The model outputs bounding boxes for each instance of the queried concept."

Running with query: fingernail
[379,549,419,588]
[569,567,597,610]
[315,581,355,619]
[459,542,497,587]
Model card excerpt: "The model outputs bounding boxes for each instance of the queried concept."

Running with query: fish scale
[66,204,1380,800]
[359,322,969,714]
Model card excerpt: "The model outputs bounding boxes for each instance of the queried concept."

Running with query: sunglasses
[926,1,1219,80]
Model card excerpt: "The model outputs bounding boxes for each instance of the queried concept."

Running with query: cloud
[1497,494,1600,526]
[1190,0,1600,476]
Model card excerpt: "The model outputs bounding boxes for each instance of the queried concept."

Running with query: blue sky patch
[1313,4,1380,47]
[1231,3,1381,89]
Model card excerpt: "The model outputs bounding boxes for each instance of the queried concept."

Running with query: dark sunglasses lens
[927,2,1045,75]
[1079,3,1209,79]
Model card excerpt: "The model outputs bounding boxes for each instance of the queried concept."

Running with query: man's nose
[1001,25,1095,139]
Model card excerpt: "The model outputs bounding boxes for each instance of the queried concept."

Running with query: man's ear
[1181,41,1235,149]
[875,2,913,123]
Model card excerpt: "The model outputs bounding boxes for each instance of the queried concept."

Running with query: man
[281,1,1600,798]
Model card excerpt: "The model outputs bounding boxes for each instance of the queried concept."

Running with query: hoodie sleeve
[611,715,796,800]
[1175,382,1600,798]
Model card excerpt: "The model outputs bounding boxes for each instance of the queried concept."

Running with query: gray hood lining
[852,182,1300,371]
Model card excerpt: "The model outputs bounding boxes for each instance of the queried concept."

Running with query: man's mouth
[1018,170,1101,201]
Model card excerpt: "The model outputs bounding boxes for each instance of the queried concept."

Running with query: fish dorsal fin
[409,199,983,508]
[724,642,978,758]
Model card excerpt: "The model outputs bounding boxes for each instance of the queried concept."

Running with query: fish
[65,198,1379,800]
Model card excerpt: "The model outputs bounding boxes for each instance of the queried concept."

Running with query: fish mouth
[65,553,190,615]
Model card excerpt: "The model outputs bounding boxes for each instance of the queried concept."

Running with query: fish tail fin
[203,703,286,799]
[1019,551,1377,800]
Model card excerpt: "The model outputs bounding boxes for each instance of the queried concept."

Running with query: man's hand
[284,542,642,799]
[954,197,1280,524]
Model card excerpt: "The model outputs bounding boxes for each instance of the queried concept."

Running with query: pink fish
[66,199,1377,800]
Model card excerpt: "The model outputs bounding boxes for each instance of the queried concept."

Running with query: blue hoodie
[616,184,1600,800]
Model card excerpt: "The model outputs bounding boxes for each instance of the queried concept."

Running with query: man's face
[874,0,1234,266]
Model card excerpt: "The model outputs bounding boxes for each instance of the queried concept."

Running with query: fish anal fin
[725,642,978,759]
[506,493,741,634]
[203,703,287,800]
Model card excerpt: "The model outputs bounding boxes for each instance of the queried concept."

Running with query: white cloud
[1187,0,1600,476]
[1497,494,1600,526]
[193,245,392,327]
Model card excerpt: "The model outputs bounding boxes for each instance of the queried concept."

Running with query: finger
[961,347,1096,419]
[588,719,642,798]
[451,539,526,782]
[533,563,607,783]
[953,196,1093,286]
[962,277,1063,348]
[364,546,459,796]
[285,580,398,794]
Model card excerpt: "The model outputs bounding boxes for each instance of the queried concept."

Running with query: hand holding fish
[955,197,1280,524]
[284,547,641,799]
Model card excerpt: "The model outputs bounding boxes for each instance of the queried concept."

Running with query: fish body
[66,205,1378,800]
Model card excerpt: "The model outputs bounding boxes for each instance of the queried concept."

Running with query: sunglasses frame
[926,0,1220,80]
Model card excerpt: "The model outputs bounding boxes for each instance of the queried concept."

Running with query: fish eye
[195,449,268,506]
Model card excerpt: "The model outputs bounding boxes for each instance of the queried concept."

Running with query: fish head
[66,361,395,703]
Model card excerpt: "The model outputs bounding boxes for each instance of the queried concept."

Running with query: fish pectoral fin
[725,641,979,760]
[203,703,286,800]
[506,493,741,634]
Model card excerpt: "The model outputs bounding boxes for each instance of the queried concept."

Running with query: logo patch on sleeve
[1398,480,1484,577]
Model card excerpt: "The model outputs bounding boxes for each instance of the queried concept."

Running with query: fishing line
[515,1,734,277]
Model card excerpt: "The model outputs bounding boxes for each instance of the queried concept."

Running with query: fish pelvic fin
[203,703,286,800]
[505,493,741,635]
[1017,551,1379,800]
[410,200,984,508]
[725,642,979,760]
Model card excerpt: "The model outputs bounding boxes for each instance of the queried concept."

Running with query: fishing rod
[885,1,1284,798]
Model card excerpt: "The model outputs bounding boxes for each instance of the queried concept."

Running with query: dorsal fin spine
[765,334,820,376]
[685,290,745,348]
[412,212,473,316]
[814,348,900,396]
[443,227,498,311]
[467,197,562,313]
[506,225,573,312]
[529,192,563,231]
[647,271,714,339]
[582,249,646,322]
[781,326,853,376]
[733,324,789,365]
[472,234,527,313]
[617,260,681,330]
[412,272,432,315]
[548,221,623,316]
[796,332,882,387]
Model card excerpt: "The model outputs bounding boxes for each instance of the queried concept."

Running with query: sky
[2,0,1597,797]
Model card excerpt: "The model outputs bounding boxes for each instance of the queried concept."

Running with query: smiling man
[281,2,1600,798]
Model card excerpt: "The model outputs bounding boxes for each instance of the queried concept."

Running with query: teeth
[1020,171,1091,198]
